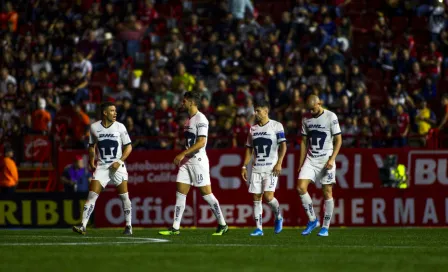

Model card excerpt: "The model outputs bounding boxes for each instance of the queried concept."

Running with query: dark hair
[184,91,201,106]
[254,99,270,109]
[100,102,115,116]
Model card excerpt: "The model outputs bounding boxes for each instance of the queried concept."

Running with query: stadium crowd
[1,0,448,151]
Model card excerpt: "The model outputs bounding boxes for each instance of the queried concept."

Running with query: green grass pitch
[1,228,448,272]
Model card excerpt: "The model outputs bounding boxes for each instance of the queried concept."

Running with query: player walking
[241,100,287,236]
[159,92,228,236]
[297,95,342,237]
[73,102,133,235]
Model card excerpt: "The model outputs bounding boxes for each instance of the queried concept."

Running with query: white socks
[253,200,263,230]
[119,192,132,227]
[322,198,334,229]
[268,198,282,220]
[300,192,316,221]
[82,191,99,228]
[203,193,226,226]
[173,192,186,230]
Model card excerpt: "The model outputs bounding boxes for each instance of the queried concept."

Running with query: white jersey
[183,111,208,157]
[246,120,286,173]
[89,121,132,168]
[301,110,341,160]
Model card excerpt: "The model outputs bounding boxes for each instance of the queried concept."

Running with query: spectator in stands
[232,114,250,147]
[415,99,436,140]
[395,104,410,147]
[0,146,18,194]
[172,63,196,92]
[32,98,51,134]
[341,116,359,148]
[0,1,18,32]
[72,51,93,79]
[438,94,448,131]
[71,68,90,104]
[61,155,91,192]
[0,67,16,98]
[228,0,254,21]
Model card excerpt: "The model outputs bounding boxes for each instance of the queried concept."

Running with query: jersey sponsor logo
[253,132,269,136]
[99,134,116,138]
[184,126,192,131]
[332,120,338,125]
[308,124,326,129]
[197,123,207,128]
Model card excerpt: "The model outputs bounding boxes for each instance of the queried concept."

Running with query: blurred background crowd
[1,0,448,151]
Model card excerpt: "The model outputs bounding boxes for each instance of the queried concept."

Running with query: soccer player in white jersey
[242,99,287,236]
[159,92,228,236]
[73,102,133,235]
[297,95,342,237]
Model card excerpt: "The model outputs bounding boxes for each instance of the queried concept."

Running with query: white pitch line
[157,244,448,249]
[0,237,169,246]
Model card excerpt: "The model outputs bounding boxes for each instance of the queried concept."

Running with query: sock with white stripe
[173,192,186,230]
[253,200,263,230]
[322,198,334,229]
[300,192,317,221]
[82,191,99,228]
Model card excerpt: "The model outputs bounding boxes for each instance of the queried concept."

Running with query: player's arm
[241,146,253,181]
[329,134,342,163]
[327,114,342,169]
[120,143,132,162]
[88,143,96,170]
[241,132,253,181]
[299,118,308,172]
[273,126,287,176]
[88,126,97,171]
[299,135,307,171]
[182,136,206,157]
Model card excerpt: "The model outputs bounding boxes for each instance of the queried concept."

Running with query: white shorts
[249,172,278,194]
[298,157,336,185]
[176,155,211,187]
[93,164,128,188]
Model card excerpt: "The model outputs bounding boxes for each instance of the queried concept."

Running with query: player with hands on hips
[73,102,133,235]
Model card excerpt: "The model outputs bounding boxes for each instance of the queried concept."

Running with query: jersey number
[308,130,327,151]
[253,138,273,162]
[98,139,119,163]
[184,131,196,149]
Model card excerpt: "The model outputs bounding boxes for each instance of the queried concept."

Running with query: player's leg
[297,161,320,235]
[248,172,263,236]
[263,174,283,234]
[317,165,336,237]
[317,184,333,237]
[73,179,103,235]
[198,184,228,236]
[116,181,132,235]
[159,164,191,235]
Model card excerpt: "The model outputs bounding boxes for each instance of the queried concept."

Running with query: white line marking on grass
[0,237,169,246]
[157,244,448,249]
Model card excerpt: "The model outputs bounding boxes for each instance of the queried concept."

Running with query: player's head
[183,91,201,110]
[306,94,322,116]
[254,99,270,123]
[100,102,116,122]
